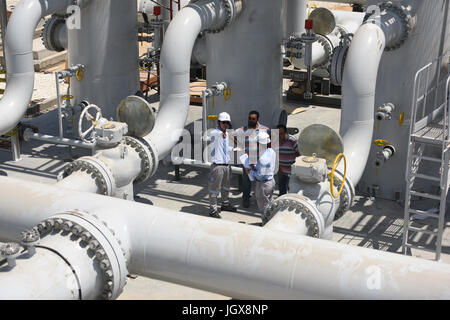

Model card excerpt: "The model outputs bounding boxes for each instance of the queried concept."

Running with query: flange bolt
[20,229,40,257]
[0,242,22,268]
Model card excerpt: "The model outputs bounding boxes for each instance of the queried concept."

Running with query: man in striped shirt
[276,124,300,196]
[234,110,270,208]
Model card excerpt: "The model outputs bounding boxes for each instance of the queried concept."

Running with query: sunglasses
[220,121,231,125]
[248,117,258,121]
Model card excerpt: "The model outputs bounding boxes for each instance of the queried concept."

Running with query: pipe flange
[363,1,413,51]
[204,0,235,34]
[328,171,355,221]
[37,211,128,300]
[334,25,348,38]
[315,34,333,69]
[124,136,158,184]
[62,158,115,196]
[266,194,324,238]
[330,44,349,86]
[42,15,66,52]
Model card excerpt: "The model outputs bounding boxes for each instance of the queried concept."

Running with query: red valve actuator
[305,19,313,30]
[153,6,162,16]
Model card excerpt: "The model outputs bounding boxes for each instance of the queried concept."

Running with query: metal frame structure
[403,50,450,261]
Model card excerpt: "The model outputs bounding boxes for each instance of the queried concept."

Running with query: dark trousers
[242,166,252,200]
[277,173,290,196]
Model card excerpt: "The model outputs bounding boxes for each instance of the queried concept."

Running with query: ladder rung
[404,243,437,253]
[410,190,441,200]
[409,208,440,218]
[412,155,442,163]
[411,173,441,182]
[407,226,438,235]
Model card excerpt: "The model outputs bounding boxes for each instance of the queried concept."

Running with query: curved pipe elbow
[144,0,230,159]
[0,0,73,135]
[339,23,386,186]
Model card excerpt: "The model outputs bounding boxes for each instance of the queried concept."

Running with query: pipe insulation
[0,176,450,299]
[143,0,230,160]
[0,0,74,135]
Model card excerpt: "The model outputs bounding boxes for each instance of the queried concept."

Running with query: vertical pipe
[286,0,306,38]
[10,132,21,161]
[0,0,8,67]
[55,72,63,138]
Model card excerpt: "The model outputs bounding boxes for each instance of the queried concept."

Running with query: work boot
[209,209,222,219]
[242,198,250,208]
[221,203,237,212]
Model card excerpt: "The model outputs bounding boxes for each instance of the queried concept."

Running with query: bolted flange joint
[20,228,40,256]
[0,242,22,269]
[35,211,128,300]
[265,194,324,238]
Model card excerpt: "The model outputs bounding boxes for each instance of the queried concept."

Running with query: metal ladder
[403,52,450,261]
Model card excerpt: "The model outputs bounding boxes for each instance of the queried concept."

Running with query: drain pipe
[0,0,76,135]
[143,0,240,166]
[0,176,450,299]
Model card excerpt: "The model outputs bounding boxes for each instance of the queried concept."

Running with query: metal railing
[410,50,450,135]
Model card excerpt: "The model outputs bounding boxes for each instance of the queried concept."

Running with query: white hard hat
[257,131,270,144]
[218,112,231,122]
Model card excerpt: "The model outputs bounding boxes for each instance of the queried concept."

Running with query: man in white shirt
[243,131,276,223]
[208,112,239,218]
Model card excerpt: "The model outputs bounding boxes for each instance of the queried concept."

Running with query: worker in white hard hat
[208,112,240,218]
[243,131,276,224]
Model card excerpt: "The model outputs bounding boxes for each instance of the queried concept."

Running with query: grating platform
[412,117,450,145]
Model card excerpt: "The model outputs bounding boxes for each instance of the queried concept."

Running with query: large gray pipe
[0,0,73,135]
[0,176,449,300]
[144,0,228,160]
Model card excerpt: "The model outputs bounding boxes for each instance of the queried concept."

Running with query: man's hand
[233,147,243,152]
[245,168,251,175]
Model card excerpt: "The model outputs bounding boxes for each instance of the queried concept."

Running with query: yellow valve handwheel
[329,153,347,199]
[61,94,74,101]
[224,87,231,101]
[75,69,84,82]
[373,139,389,147]
[308,4,317,18]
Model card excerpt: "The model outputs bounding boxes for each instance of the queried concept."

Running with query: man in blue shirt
[208,112,239,218]
[243,131,276,223]
[234,110,270,208]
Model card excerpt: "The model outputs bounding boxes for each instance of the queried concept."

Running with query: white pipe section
[56,171,100,194]
[24,130,96,149]
[331,10,366,34]
[339,23,385,185]
[144,0,226,159]
[286,0,306,38]
[1,176,450,299]
[0,231,104,299]
[179,157,243,175]
[0,0,73,135]
[0,247,79,300]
